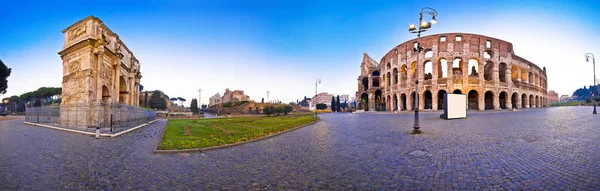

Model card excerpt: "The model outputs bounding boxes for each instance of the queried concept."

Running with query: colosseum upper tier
[356,33,548,111]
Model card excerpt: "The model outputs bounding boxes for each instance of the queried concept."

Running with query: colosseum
[356,33,548,111]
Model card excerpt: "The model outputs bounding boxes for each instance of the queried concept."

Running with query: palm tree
[169,98,178,105]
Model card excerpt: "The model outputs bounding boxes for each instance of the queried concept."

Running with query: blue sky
[1,0,599,105]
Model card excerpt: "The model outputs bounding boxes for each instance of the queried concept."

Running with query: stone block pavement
[1,107,599,190]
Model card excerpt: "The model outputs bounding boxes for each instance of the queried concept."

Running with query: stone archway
[119,76,128,104]
[522,94,527,108]
[360,93,369,111]
[453,89,462,94]
[375,90,383,111]
[511,93,518,109]
[529,95,534,108]
[361,78,369,91]
[401,94,407,111]
[499,91,508,109]
[393,94,398,111]
[468,90,479,110]
[485,91,494,110]
[437,90,447,110]
[424,90,432,110]
[102,85,110,103]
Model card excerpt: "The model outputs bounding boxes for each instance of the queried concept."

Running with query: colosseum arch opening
[119,76,128,104]
[452,58,463,76]
[468,59,479,76]
[485,91,494,110]
[529,95,534,107]
[424,90,433,110]
[424,50,433,58]
[372,78,380,87]
[102,86,110,103]
[499,63,507,82]
[499,91,508,109]
[437,58,448,79]
[528,72,534,84]
[468,90,479,110]
[360,93,369,111]
[454,89,462,94]
[361,78,369,91]
[375,90,384,111]
[393,94,398,111]
[393,68,398,85]
[511,66,519,81]
[521,68,528,82]
[511,93,518,109]
[484,61,494,81]
[401,93,407,111]
[484,50,492,59]
[372,71,380,77]
[437,90,447,110]
[386,72,391,86]
[424,61,433,80]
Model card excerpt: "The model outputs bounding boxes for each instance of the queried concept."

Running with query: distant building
[547,91,559,104]
[559,95,571,102]
[222,88,250,103]
[209,93,222,106]
[310,92,333,110]
[209,88,250,106]
[338,94,350,103]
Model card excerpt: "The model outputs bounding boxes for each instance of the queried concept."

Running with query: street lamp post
[315,78,321,118]
[586,53,596,114]
[408,7,437,134]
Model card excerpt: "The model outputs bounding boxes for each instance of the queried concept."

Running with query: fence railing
[25,103,156,133]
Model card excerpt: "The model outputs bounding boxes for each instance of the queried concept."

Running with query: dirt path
[210,124,232,133]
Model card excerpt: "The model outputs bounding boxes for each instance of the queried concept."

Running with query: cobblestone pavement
[1,107,599,190]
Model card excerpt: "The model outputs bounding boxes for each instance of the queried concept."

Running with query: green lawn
[159,114,317,150]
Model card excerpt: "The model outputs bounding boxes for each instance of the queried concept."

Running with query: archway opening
[453,89,462,94]
[410,62,417,78]
[468,90,479,110]
[521,68,527,81]
[529,95,534,107]
[424,50,433,58]
[468,59,479,76]
[424,61,433,80]
[522,94,527,108]
[424,90,432,110]
[102,86,110,103]
[386,72,391,86]
[360,93,369,111]
[372,78,380,87]
[393,94,398,111]
[375,90,384,111]
[511,66,519,81]
[362,78,369,91]
[452,58,462,75]
[499,63,507,82]
[511,93,518,109]
[437,90,447,110]
[119,76,127,104]
[401,94,407,111]
[410,92,416,111]
[372,71,380,76]
[499,91,507,109]
[393,68,398,85]
[438,58,448,79]
[401,65,408,80]
[535,95,539,107]
[485,91,494,110]
[484,61,493,81]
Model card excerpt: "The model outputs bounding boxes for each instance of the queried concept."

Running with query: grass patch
[159,114,317,150]
[551,102,581,107]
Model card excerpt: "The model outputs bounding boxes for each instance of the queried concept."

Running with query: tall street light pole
[198,88,202,109]
[315,78,321,118]
[586,53,596,114]
[408,7,437,134]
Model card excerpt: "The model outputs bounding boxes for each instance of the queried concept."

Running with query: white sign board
[441,93,466,119]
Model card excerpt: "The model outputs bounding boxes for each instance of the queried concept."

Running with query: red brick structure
[356,33,548,111]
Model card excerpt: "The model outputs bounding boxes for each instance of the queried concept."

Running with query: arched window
[424,61,433,80]
[424,50,433,58]
[452,58,462,75]
[484,61,493,81]
[499,63,507,82]
[468,59,479,76]
[438,59,447,78]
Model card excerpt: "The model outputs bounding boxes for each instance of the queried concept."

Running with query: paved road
[1,107,599,190]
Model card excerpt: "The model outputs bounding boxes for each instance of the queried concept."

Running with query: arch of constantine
[356,33,548,111]
[57,16,143,128]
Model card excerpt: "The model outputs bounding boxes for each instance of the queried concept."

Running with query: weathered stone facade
[58,16,142,127]
[356,33,548,111]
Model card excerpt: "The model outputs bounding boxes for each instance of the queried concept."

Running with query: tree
[316,103,327,110]
[144,91,148,107]
[201,104,207,109]
[190,98,199,114]
[139,84,144,92]
[336,95,341,112]
[283,105,293,115]
[331,96,336,112]
[263,106,274,116]
[169,98,178,105]
[177,97,186,107]
[261,97,264,103]
[0,59,11,95]
[150,90,167,110]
